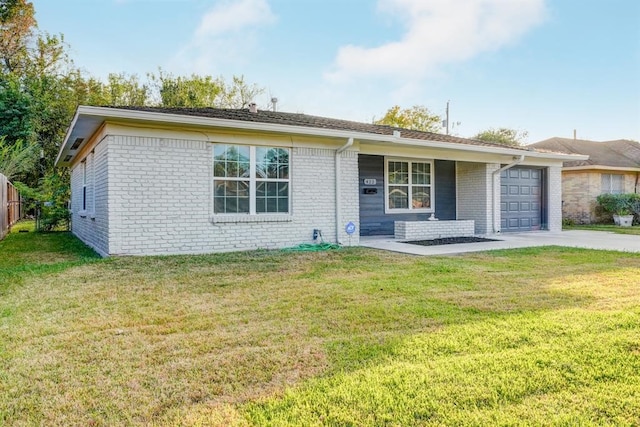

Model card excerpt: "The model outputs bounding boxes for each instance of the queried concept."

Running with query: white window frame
[601,173,624,194]
[384,157,435,214]
[81,159,87,212]
[212,144,291,216]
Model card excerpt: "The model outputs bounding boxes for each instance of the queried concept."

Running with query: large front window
[386,159,433,212]
[213,144,290,214]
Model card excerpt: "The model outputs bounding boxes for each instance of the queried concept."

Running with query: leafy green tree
[473,128,528,147]
[0,0,35,74]
[149,70,263,108]
[374,105,442,133]
[0,136,38,180]
[0,74,35,143]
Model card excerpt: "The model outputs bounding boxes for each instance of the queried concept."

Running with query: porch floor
[359,230,640,255]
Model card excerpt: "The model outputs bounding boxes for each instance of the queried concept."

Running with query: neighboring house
[56,106,582,256]
[529,138,640,224]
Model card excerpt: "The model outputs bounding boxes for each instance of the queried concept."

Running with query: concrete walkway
[360,230,640,256]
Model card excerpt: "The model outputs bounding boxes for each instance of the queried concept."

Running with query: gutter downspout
[492,155,525,233]
[335,137,354,244]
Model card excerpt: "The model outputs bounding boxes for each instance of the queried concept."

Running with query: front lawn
[564,223,640,235]
[1,223,639,426]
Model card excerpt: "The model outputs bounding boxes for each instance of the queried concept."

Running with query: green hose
[282,243,341,252]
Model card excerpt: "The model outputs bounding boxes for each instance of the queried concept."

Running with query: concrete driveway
[360,230,640,256]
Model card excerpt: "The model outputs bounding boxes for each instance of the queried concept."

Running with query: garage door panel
[500,166,543,232]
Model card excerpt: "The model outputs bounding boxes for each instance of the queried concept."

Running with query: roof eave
[563,165,640,172]
[56,106,588,166]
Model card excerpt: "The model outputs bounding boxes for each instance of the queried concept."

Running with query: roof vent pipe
[249,103,258,113]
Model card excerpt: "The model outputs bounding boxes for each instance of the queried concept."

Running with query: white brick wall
[456,162,499,234]
[96,136,359,255]
[70,138,109,256]
[337,150,360,246]
[547,166,562,232]
[394,220,475,240]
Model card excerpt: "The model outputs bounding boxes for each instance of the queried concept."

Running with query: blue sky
[33,0,639,143]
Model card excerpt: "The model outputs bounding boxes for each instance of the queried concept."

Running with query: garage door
[500,166,542,232]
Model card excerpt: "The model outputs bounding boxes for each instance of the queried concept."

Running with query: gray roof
[529,137,640,168]
[107,106,534,152]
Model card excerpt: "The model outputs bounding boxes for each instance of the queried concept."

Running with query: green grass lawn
[1,222,639,426]
[564,223,640,235]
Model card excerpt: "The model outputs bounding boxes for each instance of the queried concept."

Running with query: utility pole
[445,100,450,135]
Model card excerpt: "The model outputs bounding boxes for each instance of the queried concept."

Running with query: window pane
[277,197,288,213]
[411,162,431,185]
[255,182,289,214]
[388,161,409,184]
[213,180,249,213]
[388,186,408,209]
[612,174,624,194]
[214,144,250,178]
[412,186,431,209]
[256,147,289,179]
[278,182,288,196]
[256,181,266,197]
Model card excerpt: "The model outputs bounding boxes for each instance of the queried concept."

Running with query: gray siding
[358,155,456,236]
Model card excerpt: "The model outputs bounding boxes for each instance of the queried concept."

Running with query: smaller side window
[601,173,624,194]
[82,160,87,211]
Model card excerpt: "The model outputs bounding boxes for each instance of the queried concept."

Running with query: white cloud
[195,0,275,39]
[326,0,546,81]
[170,0,276,74]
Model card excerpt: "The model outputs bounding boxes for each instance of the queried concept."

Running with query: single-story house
[56,105,584,256]
[529,137,640,224]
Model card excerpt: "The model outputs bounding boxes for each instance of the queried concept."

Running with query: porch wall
[456,161,500,234]
[548,166,563,232]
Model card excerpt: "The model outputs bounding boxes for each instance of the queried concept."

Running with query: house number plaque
[363,178,376,185]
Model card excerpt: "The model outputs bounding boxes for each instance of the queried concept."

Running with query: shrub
[596,193,638,216]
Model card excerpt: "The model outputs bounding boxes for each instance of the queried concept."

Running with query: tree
[148,70,263,108]
[0,74,35,143]
[473,128,528,147]
[374,105,442,133]
[0,0,35,74]
[0,136,38,180]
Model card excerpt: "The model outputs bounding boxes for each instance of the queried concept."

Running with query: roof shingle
[529,137,640,168]
[107,106,535,152]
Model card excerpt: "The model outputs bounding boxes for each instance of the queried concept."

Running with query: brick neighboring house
[56,106,582,256]
[529,138,640,224]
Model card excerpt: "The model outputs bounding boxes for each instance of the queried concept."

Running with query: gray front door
[500,166,542,232]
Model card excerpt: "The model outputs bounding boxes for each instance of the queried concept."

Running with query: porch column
[456,162,500,234]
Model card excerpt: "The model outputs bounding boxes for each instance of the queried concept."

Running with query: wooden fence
[1,173,22,240]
